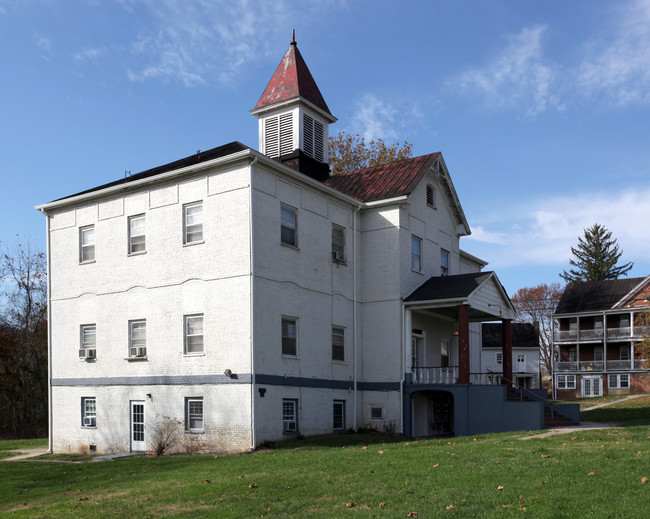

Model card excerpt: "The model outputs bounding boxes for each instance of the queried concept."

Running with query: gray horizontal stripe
[52,374,251,386]
[255,374,399,392]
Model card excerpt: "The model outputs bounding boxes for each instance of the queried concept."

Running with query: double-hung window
[80,225,95,263]
[79,324,96,360]
[495,352,503,365]
[128,215,146,254]
[332,225,345,262]
[333,400,345,431]
[281,205,297,246]
[441,249,449,276]
[282,399,298,433]
[82,397,96,427]
[411,236,422,272]
[185,397,204,432]
[557,374,576,389]
[129,320,147,358]
[282,317,297,356]
[185,314,204,354]
[332,326,345,362]
[184,202,203,244]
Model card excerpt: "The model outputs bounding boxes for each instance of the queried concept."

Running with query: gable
[555,277,646,315]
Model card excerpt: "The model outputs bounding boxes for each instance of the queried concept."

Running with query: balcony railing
[554,361,578,371]
[606,360,646,371]
[554,359,647,372]
[607,327,631,339]
[411,366,458,384]
[579,360,604,371]
[554,326,650,342]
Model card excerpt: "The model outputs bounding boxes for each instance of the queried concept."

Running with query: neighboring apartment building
[481,323,540,390]
[37,38,574,455]
[552,277,650,399]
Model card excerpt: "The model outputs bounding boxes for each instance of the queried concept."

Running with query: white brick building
[37,37,575,455]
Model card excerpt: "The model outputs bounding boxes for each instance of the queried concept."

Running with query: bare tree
[0,239,48,438]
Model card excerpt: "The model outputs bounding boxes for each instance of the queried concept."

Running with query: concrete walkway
[1,447,49,462]
[580,393,646,412]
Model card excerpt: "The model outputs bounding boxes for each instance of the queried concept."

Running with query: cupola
[251,32,336,180]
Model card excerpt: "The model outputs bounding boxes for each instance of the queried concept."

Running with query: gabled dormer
[251,34,337,180]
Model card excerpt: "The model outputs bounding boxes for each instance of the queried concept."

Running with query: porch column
[457,304,470,384]
[502,318,513,386]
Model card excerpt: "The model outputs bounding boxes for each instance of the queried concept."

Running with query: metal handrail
[487,370,564,417]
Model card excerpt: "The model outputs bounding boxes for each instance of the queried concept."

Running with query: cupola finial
[291,29,296,45]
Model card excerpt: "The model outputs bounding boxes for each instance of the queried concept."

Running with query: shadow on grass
[581,406,650,426]
[268,431,408,451]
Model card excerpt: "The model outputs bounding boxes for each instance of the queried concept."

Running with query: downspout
[401,305,406,435]
[352,205,360,431]
[39,208,53,454]
[248,155,258,450]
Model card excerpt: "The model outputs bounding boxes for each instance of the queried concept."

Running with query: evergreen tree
[560,223,633,283]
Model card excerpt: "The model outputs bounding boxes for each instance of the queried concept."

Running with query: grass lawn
[1,399,649,518]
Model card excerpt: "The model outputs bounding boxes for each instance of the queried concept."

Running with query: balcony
[411,366,458,384]
[554,361,578,372]
[554,359,646,372]
[606,360,646,371]
[554,326,649,342]
[579,360,604,371]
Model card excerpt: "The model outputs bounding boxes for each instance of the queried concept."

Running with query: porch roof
[403,271,516,321]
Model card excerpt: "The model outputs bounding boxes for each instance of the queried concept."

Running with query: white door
[516,354,526,373]
[582,376,602,398]
[411,335,425,368]
[130,401,146,452]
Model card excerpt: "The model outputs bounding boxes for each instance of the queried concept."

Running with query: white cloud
[453,26,562,116]
[72,47,109,63]
[465,188,650,270]
[577,0,650,106]
[35,35,53,57]
[350,93,398,141]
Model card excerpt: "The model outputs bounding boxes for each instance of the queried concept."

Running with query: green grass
[0,438,48,460]
[1,399,649,518]
[581,395,650,426]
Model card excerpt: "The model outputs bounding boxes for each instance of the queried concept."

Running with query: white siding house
[37,38,576,455]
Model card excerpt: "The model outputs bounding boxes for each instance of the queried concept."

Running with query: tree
[328,131,413,175]
[560,223,633,283]
[510,283,563,380]
[635,311,650,370]
[0,239,48,439]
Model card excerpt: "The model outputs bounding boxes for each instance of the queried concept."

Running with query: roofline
[433,156,471,236]
[612,275,650,308]
[403,297,469,309]
[460,249,488,267]
[250,96,337,123]
[364,195,410,209]
[553,306,650,319]
[36,148,362,214]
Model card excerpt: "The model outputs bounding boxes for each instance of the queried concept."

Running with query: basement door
[130,401,146,452]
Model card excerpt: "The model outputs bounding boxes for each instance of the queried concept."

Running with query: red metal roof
[253,41,332,116]
[323,153,439,202]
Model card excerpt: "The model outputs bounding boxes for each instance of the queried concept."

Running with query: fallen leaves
[248,483,257,488]
[541,454,551,458]
[588,472,598,476]
[433,463,439,468]
[346,502,356,507]
[203,479,211,484]
[496,486,504,491]
[642,477,648,485]
[445,505,456,510]
[408,512,419,517]
[379,501,387,507]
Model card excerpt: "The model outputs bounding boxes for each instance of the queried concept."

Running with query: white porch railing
[469,372,503,385]
[606,360,645,371]
[411,366,458,384]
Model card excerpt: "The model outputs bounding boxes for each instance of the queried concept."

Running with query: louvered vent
[264,118,279,158]
[314,120,324,162]
[279,113,293,156]
[303,114,314,157]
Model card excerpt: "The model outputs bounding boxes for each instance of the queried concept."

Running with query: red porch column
[502,318,513,386]
[457,304,470,384]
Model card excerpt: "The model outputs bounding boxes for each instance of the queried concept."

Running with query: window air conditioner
[332,251,345,262]
[130,347,147,357]
[83,416,96,427]
[285,422,296,432]
[85,348,96,359]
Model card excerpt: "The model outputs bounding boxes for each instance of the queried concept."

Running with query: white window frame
[79,225,95,263]
[426,184,436,209]
[79,324,96,360]
[281,205,297,247]
[495,352,503,365]
[185,397,204,432]
[608,374,630,389]
[282,317,297,357]
[82,397,96,427]
[332,225,345,263]
[184,314,204,355]
[411,235,422,272]
[332,326,345,362]
[282,398,298,433]
[183,202,203,245]
[333,400,345,431]
[557,374,576,389]
[441,249,449,276]
[129,319,147,358]
[128,214,146,255]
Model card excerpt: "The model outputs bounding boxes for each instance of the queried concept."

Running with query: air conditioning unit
[332,251,345,262]
[284,421,296,432]
[79,348,96,360]
[83,416,96,427]
[130,347,147,358]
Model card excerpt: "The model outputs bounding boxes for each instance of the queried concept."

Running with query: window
[303,113,325,162]
[557,374,576,389]
[332,225,345,262]
[426,184,436,208]
[332,326,345,362]
[370,406,384,420]
[184,314,204,354]
[620,346,630,361]
[333,400,345,431]
[495,352,503,365]
[441,249,449,276]
[264,113,293,158]
[517,354,526,363]
[282,317,297,356]
[82,397,96,427]
[569,348,577,362]
[79,225,95,263]
[281,205,297,246]
[609,374,630,389]
[411,236,422,272]
[79,324,96,360]
[185,397,204,431]
[129,320,147,358]
[594,348,603,362]
[128,215,146,254]
[441,338,449,368]
[282,399,298,433]
[183,202,203,244]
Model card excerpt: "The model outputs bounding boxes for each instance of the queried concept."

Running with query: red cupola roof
[253,36,333,118]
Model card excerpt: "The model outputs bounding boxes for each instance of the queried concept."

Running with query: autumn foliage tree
[510,283,564,379]
[635,311,650,370]
[328,131,413,175]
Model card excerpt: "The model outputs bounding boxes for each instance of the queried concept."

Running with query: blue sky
[2,0,649,296]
